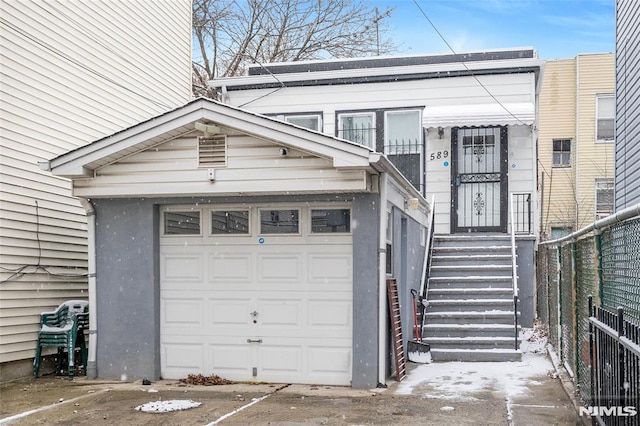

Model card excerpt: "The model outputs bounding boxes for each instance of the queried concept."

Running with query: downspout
[378,173,388,387]
[79,198,98,379]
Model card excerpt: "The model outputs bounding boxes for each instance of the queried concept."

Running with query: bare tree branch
[192,0,397,97]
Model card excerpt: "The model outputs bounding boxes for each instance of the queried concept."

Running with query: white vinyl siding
[0,0,191,365]
[72,136,369,198]
[615,0,640,210]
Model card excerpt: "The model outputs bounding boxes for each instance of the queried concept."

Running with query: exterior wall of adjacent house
[538,59,577,238]
[538,54,615,239]
[0,0,192,376]
[615,0,640,210]
[216,72,538,235]
[575,54,615,226]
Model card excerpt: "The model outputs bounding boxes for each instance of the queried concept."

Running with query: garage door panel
[259,345,302,374]
[209,254,253,283]
[256,298,301,328]
[210,298,253,327]
[258,254,302,281]
[308,300,351,329]
[210,343,253,375]
[308,254,352,283]
[308,346,352,374]
[163,298,203,326]
[162,254,204,285]
[162,342,205,377]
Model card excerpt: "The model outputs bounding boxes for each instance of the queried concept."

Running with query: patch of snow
[134,400,202,413]
[397,324,554,401]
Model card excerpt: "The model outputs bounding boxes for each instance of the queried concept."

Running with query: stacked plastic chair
[33,300,89,379]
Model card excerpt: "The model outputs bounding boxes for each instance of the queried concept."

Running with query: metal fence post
[617,307,626,415]
[588,296,595,417]
[594,230,604,305]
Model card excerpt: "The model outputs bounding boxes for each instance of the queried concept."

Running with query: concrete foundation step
[428,276,513,289]
[423,336,521,350]
[430,348,523,362]
[426,299,515,312]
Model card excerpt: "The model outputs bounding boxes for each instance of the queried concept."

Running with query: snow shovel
[407,289,431,363]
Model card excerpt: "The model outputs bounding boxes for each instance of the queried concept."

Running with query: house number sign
[429,150,449,161]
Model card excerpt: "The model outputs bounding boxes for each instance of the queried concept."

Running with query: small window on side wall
[596,94,615,142]
[164,211,200,235]
[311,209,351,233]
[285,114,321,131]
[552,139,571,167]
[337,112,376,149]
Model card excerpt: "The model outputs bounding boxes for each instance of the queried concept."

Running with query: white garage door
[160,204,353,385]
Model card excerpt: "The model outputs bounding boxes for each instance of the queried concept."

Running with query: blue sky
[377,0,614,59]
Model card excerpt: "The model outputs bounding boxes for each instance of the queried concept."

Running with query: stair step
[433,236,512,249]
[430,348,522,362]
[428,288,513,300]
[423,323,520,338]
[424,336,520,351]
[425,310,517,324]
[426,299,514,312]
[430,265,513,278]
[429,276,513,289]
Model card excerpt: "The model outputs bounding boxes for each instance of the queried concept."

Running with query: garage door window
[164,211,200,235]
[260,209,299,234]
[211,210,250,234]
[311,209,351,233]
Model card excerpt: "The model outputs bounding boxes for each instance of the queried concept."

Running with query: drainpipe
[378,173,388,387]
[79,198,98,379]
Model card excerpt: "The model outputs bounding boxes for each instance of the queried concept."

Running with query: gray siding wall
[615,0,640,210]
[92,194,382,387]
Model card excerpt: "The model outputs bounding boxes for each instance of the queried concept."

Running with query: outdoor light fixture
[438,127,445,139]
[195,121,221,136]
[405,197,420,211]
[279,148,288,156]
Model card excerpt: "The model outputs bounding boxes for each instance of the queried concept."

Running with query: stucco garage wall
[92,194,381,387]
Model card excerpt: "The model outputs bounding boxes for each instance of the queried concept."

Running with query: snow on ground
[134,400,202,413]
[396,325,554,401]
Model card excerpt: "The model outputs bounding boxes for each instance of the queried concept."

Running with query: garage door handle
[247,339,263,343]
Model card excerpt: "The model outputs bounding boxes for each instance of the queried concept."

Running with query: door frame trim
[450,126,509,233]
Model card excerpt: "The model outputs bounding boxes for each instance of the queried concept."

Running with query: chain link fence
[536,208,640,409]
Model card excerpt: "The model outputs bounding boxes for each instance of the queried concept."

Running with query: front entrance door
[451,127,508,233]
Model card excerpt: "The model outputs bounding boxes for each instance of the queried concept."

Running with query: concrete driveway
[0,352,584,425]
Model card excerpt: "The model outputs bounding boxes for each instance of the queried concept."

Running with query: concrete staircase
[422,234,522,362]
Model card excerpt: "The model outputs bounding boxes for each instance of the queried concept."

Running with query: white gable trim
[44,98,372,178]
[422,102,535,128]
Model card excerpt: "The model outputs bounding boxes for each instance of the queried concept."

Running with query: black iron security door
[451,127,508,233]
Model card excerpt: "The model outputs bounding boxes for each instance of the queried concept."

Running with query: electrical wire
[0,201,88,284]
[411,0,530,127]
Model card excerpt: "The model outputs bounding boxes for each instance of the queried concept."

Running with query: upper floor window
[552,139,571,167]
[595,179,614,219]
[337,112,375,149]
[384,110,421,154]
[596,94,614,142]
[284,114,321,131]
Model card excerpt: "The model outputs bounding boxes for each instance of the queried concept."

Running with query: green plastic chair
[33,300,89,379]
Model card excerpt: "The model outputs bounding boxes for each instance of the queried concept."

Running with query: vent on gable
[198,135,227,167]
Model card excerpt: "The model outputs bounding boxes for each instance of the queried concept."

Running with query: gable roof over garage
[41,97,423,201]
